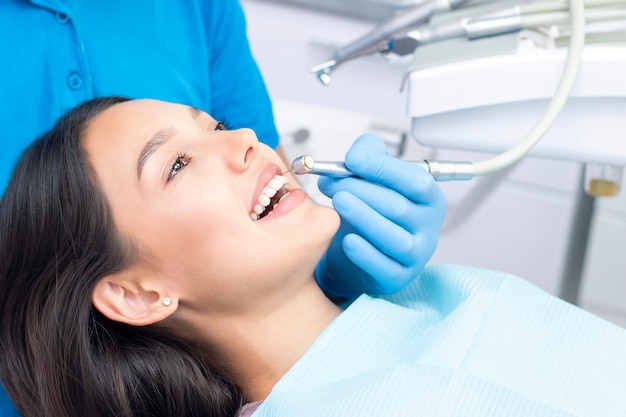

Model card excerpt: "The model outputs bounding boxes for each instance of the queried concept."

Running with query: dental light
[310,0,626,196]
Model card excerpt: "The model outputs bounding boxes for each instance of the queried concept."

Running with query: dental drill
[288,155,475,182]
[310,0,470,85]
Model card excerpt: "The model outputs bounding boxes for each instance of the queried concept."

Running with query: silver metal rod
[465,14,523,39]
[289,155,475,181]
[331,1,441,63]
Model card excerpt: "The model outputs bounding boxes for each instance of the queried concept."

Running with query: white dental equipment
[310,0,626,196]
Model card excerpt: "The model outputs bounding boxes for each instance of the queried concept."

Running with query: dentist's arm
[316,134,447,298]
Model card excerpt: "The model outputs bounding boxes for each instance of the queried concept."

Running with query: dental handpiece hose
[289,155,475,182]
[305,0,586,179]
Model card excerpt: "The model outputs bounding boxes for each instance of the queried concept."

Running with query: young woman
[1,97,625,417]
[0,95,343,416]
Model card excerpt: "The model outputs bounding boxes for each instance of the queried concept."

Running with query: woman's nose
[219,128,259,172]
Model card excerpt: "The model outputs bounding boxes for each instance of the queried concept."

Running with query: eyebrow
[188,105,201,119]
[137,128,176,179]
[136,106,202,179]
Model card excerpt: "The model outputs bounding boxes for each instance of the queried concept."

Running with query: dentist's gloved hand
[316,134,447,298]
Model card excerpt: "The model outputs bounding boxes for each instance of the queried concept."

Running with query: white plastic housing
[406,30,626,166]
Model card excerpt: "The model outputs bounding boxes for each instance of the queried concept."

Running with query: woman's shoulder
[236,401,262,417]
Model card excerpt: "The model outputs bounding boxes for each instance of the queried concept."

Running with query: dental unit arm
[310,0,626,196]
[309,0,470,86]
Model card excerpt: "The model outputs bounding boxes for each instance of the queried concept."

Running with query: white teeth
[262,187,278,198]
[250,174,288,221]
[258,194,271,206]
[268,178,284,189]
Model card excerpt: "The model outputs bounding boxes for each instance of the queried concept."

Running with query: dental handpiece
[289,155,475,182]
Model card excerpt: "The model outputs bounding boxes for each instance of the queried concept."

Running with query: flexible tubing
[472,0,587,177]
[520,0,626,15]
[522,8,626,27]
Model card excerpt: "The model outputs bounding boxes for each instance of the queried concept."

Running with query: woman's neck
[187,278,343,402]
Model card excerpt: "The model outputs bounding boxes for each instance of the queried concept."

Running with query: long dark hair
[0,97,242,417]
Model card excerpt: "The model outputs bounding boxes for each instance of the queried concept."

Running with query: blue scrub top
[0,1,279,413]
[0,384,20,417]
[0,0,279,194]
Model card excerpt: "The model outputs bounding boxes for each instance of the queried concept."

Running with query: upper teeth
[250,175,288,221]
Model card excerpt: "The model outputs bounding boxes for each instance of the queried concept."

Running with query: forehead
[84,99,187,157]
[88,99,186,137]
[82,100,184,193]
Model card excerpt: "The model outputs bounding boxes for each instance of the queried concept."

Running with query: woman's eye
[215,121,228,131]
[167,154,190,182]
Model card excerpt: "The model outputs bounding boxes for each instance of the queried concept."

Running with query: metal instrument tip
[289,155,315,175]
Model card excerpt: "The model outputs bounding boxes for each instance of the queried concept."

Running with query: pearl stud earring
[162,297,172,307]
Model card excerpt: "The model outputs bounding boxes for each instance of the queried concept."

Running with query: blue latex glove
[316,134,447,298]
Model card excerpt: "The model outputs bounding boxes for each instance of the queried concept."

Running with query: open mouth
[250,174,290,221]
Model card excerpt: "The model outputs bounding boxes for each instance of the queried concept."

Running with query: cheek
[173,202,340,309]
[133,190,238,268]
[165,203,235,257]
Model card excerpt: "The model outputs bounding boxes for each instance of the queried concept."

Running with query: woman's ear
[92,268,176,326]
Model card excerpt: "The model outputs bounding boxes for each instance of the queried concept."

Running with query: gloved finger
[345,136,440,205]
[317,156,440,207]
[342,233,421,294]
[333,191,430,266]
[318,134,439,205]
[323,179,444,232]
[348,151,439,204]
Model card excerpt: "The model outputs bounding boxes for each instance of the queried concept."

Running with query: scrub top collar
[27,0,70,15]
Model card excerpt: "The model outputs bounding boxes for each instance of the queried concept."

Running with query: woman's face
[83,99,340,313]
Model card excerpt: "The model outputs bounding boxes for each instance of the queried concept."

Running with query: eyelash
[166,120,227,182]
[167,153,190,182]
